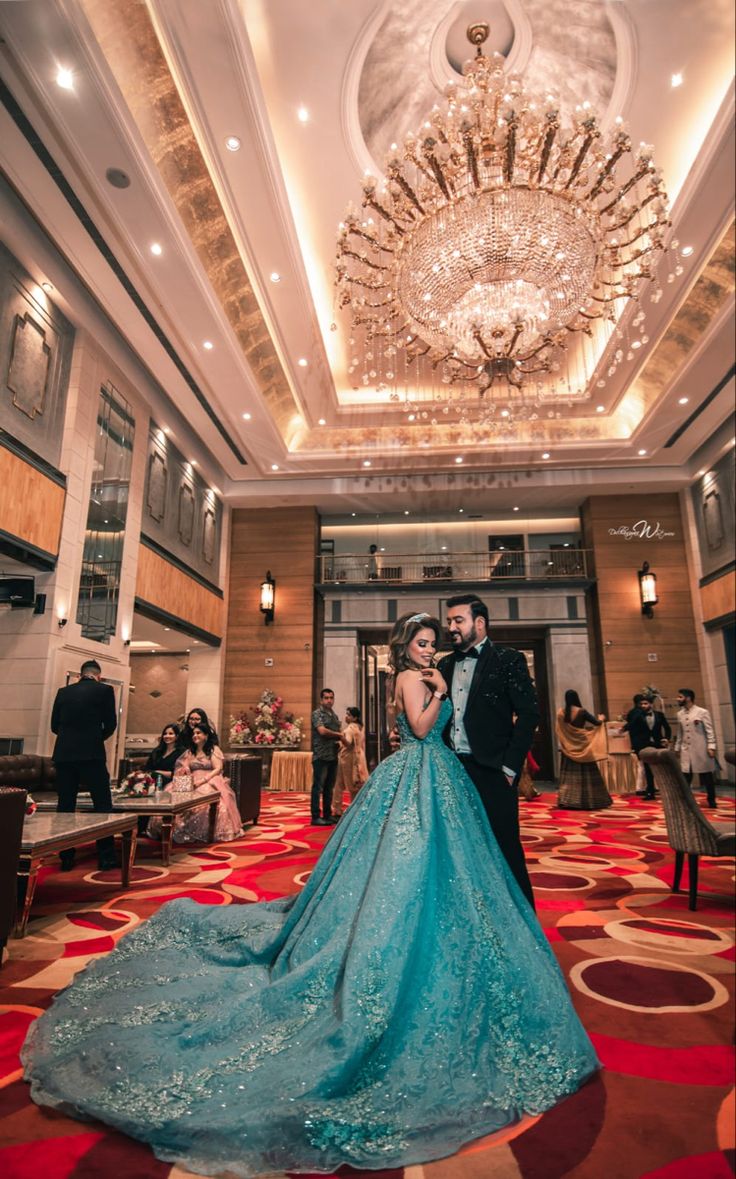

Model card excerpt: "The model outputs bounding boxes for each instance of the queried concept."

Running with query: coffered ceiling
[0,0,733,515]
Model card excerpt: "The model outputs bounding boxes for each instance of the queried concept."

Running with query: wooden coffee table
[33,790,221,867]
[16,812,138,937]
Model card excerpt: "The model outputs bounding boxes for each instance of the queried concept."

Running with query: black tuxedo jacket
[51,677,117,763]
[437,643,540,775]
[624,706,671,753]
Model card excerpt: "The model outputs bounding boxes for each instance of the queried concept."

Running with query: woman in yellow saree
[556,690,612,809]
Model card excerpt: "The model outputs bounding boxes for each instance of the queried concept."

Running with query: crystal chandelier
[335,22,671,401]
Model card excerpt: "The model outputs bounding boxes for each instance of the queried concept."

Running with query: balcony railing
[318,549,591,586]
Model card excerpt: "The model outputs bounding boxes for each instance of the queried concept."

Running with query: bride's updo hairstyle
[388,612,442,673]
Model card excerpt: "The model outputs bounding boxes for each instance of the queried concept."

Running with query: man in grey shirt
[311,688,342,826]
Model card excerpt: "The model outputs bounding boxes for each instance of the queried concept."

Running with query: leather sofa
[0,753,57,791]
[0,786,27,961]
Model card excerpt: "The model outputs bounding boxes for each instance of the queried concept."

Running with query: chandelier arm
[426,152,453,201]
[588,143,627,200]
[506,323,525,355]
[391,169,426,216]
[340,247,386,273]
[462,130,480,188]
[348,226,395,253]
[504,115,517,184]
[598,165,654,215]
[565,129,597,190]
[343,276,385,290]
[471,328,495,360]
[607,194,667,230]
[363,195,407,234]
[536,120,558,184]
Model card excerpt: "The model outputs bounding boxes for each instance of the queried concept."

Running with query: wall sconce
[638,561,658,618]
[259,571,275,625]
[58,617,68,629]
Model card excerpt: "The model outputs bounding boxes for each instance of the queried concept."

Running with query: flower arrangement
[113,770,159,797]
[229,690,303,747]
[25,793,37,816]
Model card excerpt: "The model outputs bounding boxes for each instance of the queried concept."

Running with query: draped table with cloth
[602,725,639,795]
[269,750,313,791]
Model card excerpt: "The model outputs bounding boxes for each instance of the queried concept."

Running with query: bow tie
[454,647,480,661]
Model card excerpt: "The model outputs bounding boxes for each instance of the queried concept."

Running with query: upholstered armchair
[640,748,735,911]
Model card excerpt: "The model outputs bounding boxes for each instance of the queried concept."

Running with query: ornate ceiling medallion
[336,22,672,415]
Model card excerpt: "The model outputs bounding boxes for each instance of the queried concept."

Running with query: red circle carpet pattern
[0,791,733,1179]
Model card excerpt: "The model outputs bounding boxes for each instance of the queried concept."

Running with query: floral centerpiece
[113,770,159,797]
[229,690,303,747]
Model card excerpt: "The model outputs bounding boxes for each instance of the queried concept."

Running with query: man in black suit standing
[51,659,118,870]
[622,693,671,800]
[431,593,540,907]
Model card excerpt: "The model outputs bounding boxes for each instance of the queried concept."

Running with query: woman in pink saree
[150,723,243,843]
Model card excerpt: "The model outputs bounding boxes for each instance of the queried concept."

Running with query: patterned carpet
[1,790,734,1179]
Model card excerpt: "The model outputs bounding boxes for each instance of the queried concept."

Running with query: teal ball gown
[23,703,597,1176]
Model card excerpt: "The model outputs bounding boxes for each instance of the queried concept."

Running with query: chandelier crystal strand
[336,21,670,421]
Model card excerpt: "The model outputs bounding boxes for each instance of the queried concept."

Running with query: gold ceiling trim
[625,220,734,413]
[78,0,301,439]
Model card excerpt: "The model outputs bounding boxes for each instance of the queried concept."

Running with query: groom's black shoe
[312,818,330,826]
[97,853,119,871]
[60,851,76,872]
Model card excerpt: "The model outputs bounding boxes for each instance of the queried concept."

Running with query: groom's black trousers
[457,754,535,909]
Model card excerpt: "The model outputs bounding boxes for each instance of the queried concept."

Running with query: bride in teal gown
[23,613,597,1176]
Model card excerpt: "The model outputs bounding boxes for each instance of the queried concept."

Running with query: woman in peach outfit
[332,707,369,817]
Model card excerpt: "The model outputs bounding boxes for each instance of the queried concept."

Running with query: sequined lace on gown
[23,701,597,1177]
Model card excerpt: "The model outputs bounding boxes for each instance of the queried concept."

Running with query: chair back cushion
[640,748,719,855]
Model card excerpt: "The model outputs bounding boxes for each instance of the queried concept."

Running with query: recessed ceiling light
[697,469,706,477]
[162,426,171,435]
[500,409,510,418]
[150,242,163,256]
[637,448,647,456]
[270,272,281,283]
[41,281,54,292]
[408,413,416,421]
[164,627,170,632]
[242,412,251,420]
[541,452,550,459]
[56,66,74,90]
[513,506,520,511]
[380,547,385,552]
[671,72,683,88]
[225,136,241,151]
[363,460,371,468]
[297,358,308,367]
[351,512,356,517]
[441,545,448,551]
[318,418,326,426]
[455,456,463,464]
[271,463,279,471]
[297,106,309,123]
[191,460,198,467]
[681,245,694,257]
[678,396,689,405]
[404,510,410,515]
[596,404,605,412]
[203,340,214,350]
[458,508,464,513]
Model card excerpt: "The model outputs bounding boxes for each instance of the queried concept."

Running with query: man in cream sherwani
[675,688,718,807]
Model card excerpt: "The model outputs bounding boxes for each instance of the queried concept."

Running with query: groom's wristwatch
[432,690,448,701]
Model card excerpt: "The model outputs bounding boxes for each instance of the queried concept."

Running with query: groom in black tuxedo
[432,594,539,907]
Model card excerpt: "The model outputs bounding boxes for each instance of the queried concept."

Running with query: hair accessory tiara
[407,612,429,624]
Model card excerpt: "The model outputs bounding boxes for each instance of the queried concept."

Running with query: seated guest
[149,723,242,844]
[556,690,612,810]
[184,707,219,748]
[332,707,369,817]
[144,722,182,784]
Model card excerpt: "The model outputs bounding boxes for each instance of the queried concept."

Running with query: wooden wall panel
[701,570,735,624]
[135,544,223,638]
[582,494,703,720]
[224,507,319,748]
[0,446,64,556]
